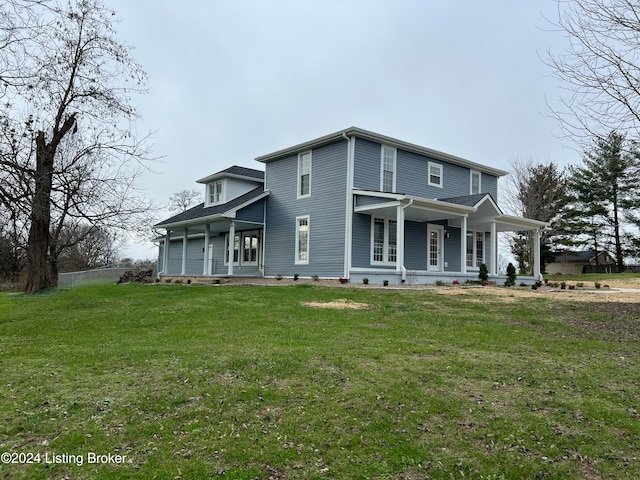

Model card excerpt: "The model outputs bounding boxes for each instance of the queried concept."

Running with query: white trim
[207,180,225,207]
[470,170,481,195]
[297,151,312,199]
[370,216,397,266]
[295,215,310,265]
[344,135,354,279]
[380,145,397,193]
[428,161,443,188]
[427,224,444,272]
[465,229,485,269]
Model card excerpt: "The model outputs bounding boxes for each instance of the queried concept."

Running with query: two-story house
[155,127,546,284]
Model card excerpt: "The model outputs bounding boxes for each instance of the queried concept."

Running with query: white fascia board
[196,172,264,184]
[353,189,404,200]
[156,213,227,230]
[495,214,548,230]
[354,201,402,214]
[405,195,477,216]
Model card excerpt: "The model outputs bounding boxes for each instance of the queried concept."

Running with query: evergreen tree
[558,131,640,272]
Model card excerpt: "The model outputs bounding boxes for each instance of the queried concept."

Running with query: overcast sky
[108,0,577,259]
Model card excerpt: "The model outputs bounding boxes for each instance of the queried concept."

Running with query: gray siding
[353,137,499,200]
[444,225,462,272]
[224,177,262,203]
[235,197,265,223]
[264,139,348,277]
[404,221,428,270]
[351,213,372,268]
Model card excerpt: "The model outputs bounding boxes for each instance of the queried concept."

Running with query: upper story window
[428,162,443,188]
[380,145,396,192]
[298,151,311,198]
[208,180,224,205]
[470,170,481,195]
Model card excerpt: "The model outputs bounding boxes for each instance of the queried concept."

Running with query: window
[380,145,396,192]
[209,180,224,205]
[428,162,443,188]
[298,151,311,198]
[225,231,259,266]
[243,234,259,265]
[371,217,397,264]
[295,216,309,264]
[470,170,481,195]
[224,233,240,265]
[466,230,485,268]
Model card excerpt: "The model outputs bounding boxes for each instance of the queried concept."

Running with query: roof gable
[197,165,264,184]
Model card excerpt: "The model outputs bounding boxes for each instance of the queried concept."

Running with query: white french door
[427,225,443,272]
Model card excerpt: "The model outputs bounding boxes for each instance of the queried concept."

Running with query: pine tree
[558,131,640,272]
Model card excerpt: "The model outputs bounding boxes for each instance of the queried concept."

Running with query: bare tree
[546,0,640,145]
[1,0,155,293]
[502,157,568,273]
[169,189,203,213]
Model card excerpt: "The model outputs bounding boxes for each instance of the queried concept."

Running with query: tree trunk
[24,132,55,293]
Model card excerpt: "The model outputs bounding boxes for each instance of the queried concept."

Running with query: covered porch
[350,190,547,285]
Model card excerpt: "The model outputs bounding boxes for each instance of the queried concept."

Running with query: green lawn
[0,284,638,479]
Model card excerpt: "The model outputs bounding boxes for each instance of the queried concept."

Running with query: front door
[427,225,443,272]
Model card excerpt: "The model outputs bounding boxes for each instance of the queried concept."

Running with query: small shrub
[568,284,575,290]
[452,279,460,285]
[480,280,489,286]
[544,278,549,285]
[383,280,389,287]
[187,279,192,285]
[531,284,538,290]
[479,264,489,282]
[560,281,566,290]
[362,278,369,285]
[312,275,319,281]
[276,275,283,281]
[338,277,349,284]
[164,278,172,283]
[577,282,584,288]
[435,280,446,287]
[174,279,183,284]
[595,281,601,289]
[293,273,299,281]
[603,284,610,289]
[504,263,517,287]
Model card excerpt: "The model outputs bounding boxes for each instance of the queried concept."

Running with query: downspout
[399,198,413,282]
[342,132,354,279]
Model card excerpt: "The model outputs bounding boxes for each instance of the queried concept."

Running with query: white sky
[108,0,578,259]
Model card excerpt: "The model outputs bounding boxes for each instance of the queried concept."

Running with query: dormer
[197,166,264,207]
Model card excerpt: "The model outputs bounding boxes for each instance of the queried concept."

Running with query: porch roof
[353,190,547,231]
[155,187,268,230]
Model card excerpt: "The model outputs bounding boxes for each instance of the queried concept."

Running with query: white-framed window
[243,233,259,265]
[380,145,396,192]
[371,217,397,265]
[470,170,481,195]
[208,180,224,205]
[466,230,485,268]
[224,233,240,265]
[428,161,443,188]
[225,231,260,266]
[298,151,311,198]
[295,215,310,264]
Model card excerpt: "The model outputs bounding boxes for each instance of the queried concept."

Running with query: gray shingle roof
[155,186,266,227]
[437,193,493,207]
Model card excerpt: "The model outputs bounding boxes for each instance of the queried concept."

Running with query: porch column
[203,223,210,275]
[533,228,542,280]
[163,229,171,274]
[181,227,189,275]
[490,221,497,275]
[227,221,235,276]
[396,204,405,274]
[460,216,467,274]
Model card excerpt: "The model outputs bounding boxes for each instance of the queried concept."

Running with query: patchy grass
[0,284,639,479]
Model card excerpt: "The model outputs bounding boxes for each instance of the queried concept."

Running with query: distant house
[154,127,547,284]
[546,250,617,275]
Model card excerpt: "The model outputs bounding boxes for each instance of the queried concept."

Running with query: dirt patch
[431,285,640,303]
[301,299,372,310]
